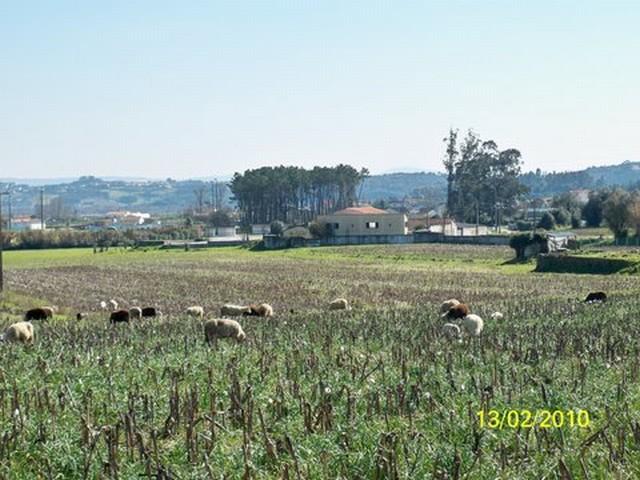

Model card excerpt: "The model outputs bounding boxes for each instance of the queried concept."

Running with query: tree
[552,208,571,226]
[442,128,458,215]
[444,129,528,224]
[207,209,233,227]
[537,212,556,230]
[627,192,640,237]
[230,165,367,225]
[270,221,285,236]
[602,189,631,239]
[582,191,607,227]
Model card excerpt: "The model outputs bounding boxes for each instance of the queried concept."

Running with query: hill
[3,161,640,216]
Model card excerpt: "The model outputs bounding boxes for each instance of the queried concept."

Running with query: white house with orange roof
[318,205,408,236]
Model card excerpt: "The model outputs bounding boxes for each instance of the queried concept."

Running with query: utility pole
[40,187,45,230]
[0,191,9,293]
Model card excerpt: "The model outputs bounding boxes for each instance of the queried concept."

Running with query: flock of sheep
[0,297,350,346]
[1,290,607,347]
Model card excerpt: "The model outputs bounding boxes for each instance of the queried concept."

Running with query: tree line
[442,129,528,224]
[229,165,369,225]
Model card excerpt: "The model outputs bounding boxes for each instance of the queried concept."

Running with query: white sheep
[204,318,246,344]
[100,300,108,310]
[109,299,119,311]
[442,322,461,340]
[440,299,460,315]
[220,304,252,317]
[490,311,504,321]
[186,306,204,319]
[329,298,350,311]
[3,321,34,345]
[462,314,484,337]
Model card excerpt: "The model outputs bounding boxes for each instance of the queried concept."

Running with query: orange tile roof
[332,206,390,215]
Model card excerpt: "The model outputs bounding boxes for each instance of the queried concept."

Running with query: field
[2,244,640,478]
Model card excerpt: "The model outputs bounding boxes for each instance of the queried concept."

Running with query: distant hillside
[3,162,640,216]
[360,172,446,201]
[521,160,640,197]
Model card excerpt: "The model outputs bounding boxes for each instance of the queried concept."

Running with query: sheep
[186,306,205,319]
[585,291,607,303]
[24,308,52,321]
[243,303,274,317]
[141,307,159,318]
[204,318,246,345]
[439,299,460,314]
[129,307,142,320]
[329,298,350,311]
[110,309,130,324]
[76,312,88,321]
[443,303,470,320]
[462,314,484,337]
[100,301,108,310]
[442,323,461,340]
[3,322,34,345]
[490,311,504,321]
[109,299,119,311]
[221,304,252,317]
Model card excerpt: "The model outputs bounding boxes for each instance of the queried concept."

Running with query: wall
[263,232,509,249]
[413,231,510,245]
[535,254,636,274]
[318,213,408,236]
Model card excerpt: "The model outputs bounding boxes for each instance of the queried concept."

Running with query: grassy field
[2,244,640,478]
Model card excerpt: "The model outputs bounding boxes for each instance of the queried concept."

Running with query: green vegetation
[1,244,640,477]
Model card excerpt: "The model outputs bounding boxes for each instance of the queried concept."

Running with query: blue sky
[1,1,639,179]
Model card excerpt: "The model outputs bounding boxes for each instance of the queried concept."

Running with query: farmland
[2,244,640,478]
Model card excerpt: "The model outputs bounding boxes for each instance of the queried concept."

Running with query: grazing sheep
[141,307,159,318]
[585,291,607,303]
[24,307,52,321]
[243,303,274,317]
[3,321,34,345]
[442,323,461,340]
[204,318,246,345]
[440,299,460,314]
[462,314,484,337]
[490,311,504,321]
[100,301,108,310]
[76,312,88,321]
[109,299,119,311]
[329,298,350,311]
[129,307,142,320]
[443,303,470,320]
[220,304,252,317]
[109,309,130,324]
[186,306,205,319]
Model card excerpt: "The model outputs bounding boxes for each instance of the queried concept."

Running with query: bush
[270,221,286,236]
[509,232,548,260]
[552,208,571,226]
[537,212,556,230]
[516,220,533,231]
[309,221,330,238]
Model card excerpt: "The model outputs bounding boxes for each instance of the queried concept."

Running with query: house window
[333,223,339,229]
[366,221,379,229]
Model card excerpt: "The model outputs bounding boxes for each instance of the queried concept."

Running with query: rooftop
[332,206,390,215]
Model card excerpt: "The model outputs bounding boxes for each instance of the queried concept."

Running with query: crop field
[2,244,640,478]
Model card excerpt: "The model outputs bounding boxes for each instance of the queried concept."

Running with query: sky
[1,1,639,179]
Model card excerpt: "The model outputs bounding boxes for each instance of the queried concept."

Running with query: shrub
[509,232,548,260]
[537,212,557,230]
[270,221,286,236]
